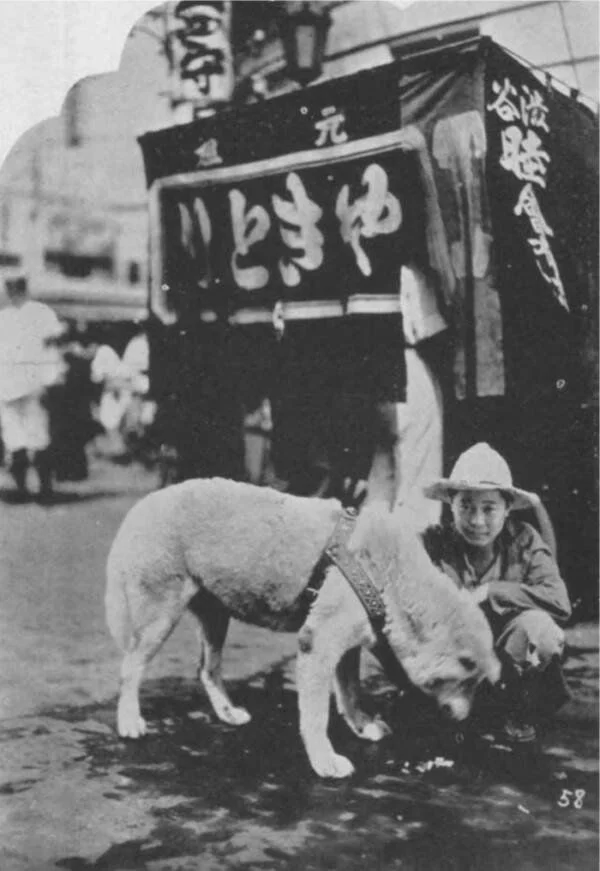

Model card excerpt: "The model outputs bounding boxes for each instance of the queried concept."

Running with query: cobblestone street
[0,461,597,870]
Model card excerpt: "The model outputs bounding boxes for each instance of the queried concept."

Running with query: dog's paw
[312,752,355,779]
[117,712,147,739]
[219,705,251,726]
[360,718,391,742]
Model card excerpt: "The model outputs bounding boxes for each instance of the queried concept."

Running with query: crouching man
[421,442,571,743]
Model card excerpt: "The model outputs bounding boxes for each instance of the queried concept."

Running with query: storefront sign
[140,64,416,325]
[149,129,425,325]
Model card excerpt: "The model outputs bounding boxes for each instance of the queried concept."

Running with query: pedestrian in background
[0,276,65,500]
[90,340,129,456]
[50,322,100,482]
[120,325,156,461]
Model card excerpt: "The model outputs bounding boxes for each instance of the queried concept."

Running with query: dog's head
[388,587,501,722]
[349,505,501,722]
[415,645,501,721]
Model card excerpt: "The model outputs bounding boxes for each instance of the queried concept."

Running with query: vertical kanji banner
[168,1,235,109]
[485,42,597,404]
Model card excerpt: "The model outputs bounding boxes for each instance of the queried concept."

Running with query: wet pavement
[0,460,597,871]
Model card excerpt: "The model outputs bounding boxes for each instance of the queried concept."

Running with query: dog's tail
[105,551,132,651]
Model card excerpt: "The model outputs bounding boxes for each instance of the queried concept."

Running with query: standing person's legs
[0,397,31,495]
[366,401,400,509]
[10,449,29,494]
[23,392,54,499]
[33,448,54,499]
[361,315,406,510]
[394,348,444,530]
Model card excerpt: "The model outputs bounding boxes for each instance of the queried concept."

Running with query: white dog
[106,478,500,778]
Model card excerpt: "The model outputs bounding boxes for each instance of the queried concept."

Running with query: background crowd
[0,276,155,501]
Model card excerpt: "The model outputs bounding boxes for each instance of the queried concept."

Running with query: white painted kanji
[272,173,324,287]
[488,78,550,133]
[520,86,550,132]
[490,73,567,309]
[229,189,270,290]
[335,163,402,277]
[500,126,550,187]
[314,111,349,147]
[487,78,520,123]
[178,197,212,259]
[514,183,569,310]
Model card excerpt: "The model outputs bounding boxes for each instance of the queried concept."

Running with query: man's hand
[471,583,490,605]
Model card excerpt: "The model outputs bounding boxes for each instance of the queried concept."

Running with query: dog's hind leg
[118,575,196,739]
[188,591,251,726]
[334,648,391,742]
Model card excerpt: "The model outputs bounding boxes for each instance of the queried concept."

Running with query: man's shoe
[502,716,537,744]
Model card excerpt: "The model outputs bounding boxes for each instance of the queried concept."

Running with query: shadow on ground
[1,657,592,871]
[0,487,142,507]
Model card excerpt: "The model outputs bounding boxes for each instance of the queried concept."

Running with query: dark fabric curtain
[400,48,505,400]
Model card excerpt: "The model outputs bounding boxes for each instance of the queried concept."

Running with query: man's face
[450,489,509,550]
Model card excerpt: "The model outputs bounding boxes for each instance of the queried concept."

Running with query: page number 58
[557,789,586,809]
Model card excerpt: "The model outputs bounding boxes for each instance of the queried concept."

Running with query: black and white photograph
[0,2,597,869]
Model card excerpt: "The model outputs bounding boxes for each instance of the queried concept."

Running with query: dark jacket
[422,518,572,627]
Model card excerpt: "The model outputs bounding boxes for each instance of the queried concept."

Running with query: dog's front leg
[296,628,355,779]
[296,574,373,779]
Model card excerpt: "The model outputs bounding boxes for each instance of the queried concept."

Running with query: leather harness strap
[299,508,408,687]
[323,508,387,632]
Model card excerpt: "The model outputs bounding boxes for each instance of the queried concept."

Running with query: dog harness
[297,507,411,688]
[301,507,387,632]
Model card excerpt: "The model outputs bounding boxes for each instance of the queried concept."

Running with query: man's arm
[529,499,558,559]
[486,528,571,624]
